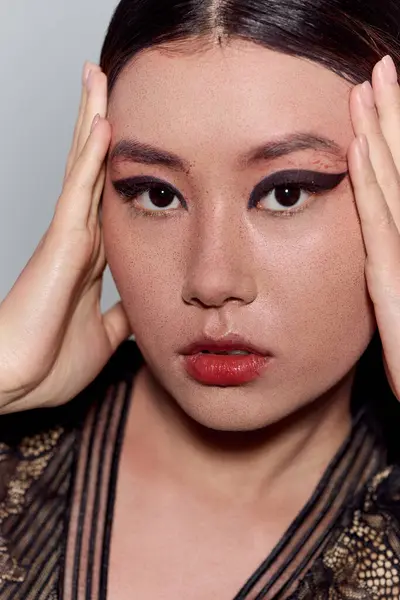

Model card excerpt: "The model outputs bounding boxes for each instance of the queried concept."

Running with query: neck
[125,366,355,510]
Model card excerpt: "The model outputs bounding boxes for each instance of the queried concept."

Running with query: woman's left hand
[349,55,400,400]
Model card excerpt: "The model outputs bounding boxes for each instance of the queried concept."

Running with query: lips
[180,335,270,357]
[179,335,272,386]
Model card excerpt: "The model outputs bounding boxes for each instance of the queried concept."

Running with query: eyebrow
[109,132,345,173]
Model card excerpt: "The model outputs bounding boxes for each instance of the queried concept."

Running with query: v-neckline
[61,356,386,600]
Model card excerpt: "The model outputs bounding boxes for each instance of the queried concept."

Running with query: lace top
[0,340,398,599]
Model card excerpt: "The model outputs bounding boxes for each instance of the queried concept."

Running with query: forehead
[107,39,353,157]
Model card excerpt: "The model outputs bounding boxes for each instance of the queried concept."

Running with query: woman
[1,0,400,597]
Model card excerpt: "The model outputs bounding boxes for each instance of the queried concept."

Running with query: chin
[166,380,311,433]
[137,342,355,434]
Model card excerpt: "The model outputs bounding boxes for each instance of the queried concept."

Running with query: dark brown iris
[149,186,176,208]
[274,185,302,207]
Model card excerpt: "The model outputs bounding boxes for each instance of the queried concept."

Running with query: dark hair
[100,0,400,460]
[100,0,400,93]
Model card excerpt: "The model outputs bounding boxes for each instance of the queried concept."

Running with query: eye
[260,184,311,212]
[135,184,180,211]
[250,170,348,216]
[112,177,184,214]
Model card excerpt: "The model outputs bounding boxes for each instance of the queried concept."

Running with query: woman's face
[102,39,376,431]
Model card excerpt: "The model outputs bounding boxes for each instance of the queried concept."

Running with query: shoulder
[0,339,142,595]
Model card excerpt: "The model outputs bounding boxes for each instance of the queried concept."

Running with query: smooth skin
[0,56,398,413]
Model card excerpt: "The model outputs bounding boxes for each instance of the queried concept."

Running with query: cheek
[103,187,375,379]
[102,195,183,336]
[265,193,375,378]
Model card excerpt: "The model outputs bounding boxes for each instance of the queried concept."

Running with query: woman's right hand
[0,62,131,415]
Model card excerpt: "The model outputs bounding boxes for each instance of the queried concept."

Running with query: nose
[181,213,257,309]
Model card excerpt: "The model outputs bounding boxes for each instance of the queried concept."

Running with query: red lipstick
[180,336,272,386]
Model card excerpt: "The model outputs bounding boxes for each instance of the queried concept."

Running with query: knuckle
[382,90,400,112]
[375,206,395,230]
[369,130,386,148]
[70,175,91,195]
[361,170,379,188]
[61,174,88,201]
[381,177,400,197]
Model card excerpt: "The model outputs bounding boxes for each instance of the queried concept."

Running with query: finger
[350,135,400,400]
[64,62,101,183]
[348,135,400,292]
[55,117,111,228]
[64,64,89,182]
[102,301,132,352]
[350,79,400,230]
[372,56,400,173]
[88,164,106,228]
[76,71,108,158]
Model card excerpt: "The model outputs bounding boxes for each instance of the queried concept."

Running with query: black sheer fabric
[0,340,398,599]
[233,410,387,599]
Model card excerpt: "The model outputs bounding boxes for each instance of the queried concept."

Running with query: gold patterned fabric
[0,422,75,598]
[0,341,398,599]
[291,466,400,600]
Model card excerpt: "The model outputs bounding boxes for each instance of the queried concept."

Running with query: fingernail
[382,55,398,84]
[358,134,369,158]
[360,81,375,108]
[91,114,101,133]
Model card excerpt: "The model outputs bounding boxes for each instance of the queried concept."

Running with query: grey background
[0,0,120,310]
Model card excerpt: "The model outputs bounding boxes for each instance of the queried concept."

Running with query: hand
[348,55,400,400]
[0,62,131,414]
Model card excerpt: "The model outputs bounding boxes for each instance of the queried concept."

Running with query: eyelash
[112,170,348,219]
